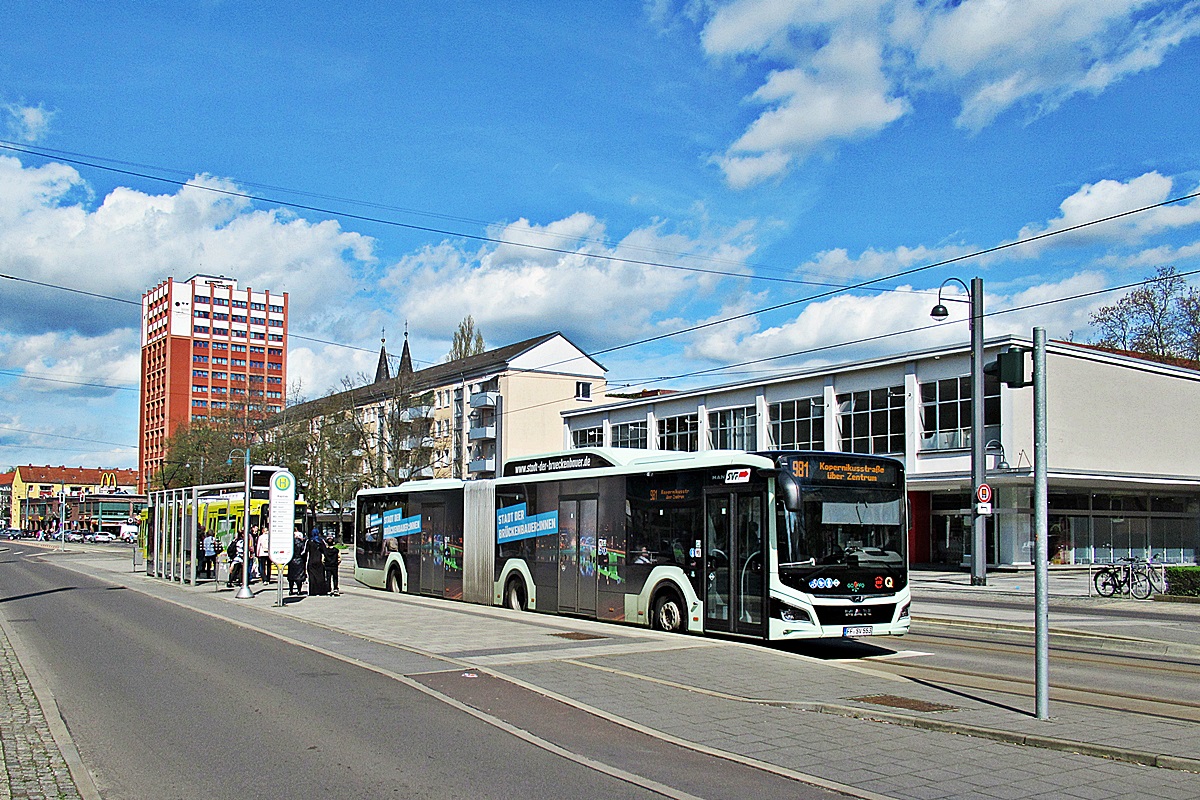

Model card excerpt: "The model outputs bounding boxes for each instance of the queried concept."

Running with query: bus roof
[355,449,779,501]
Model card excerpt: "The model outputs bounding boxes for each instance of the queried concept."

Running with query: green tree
[156,412,251,489]
[447,315,485,362]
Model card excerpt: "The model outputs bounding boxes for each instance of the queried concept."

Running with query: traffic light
[984,348,1029,388]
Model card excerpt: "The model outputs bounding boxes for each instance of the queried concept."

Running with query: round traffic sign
[976,483,992,504]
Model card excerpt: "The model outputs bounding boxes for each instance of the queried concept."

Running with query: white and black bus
[354,448,909,641]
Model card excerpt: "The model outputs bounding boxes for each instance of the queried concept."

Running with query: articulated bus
[354,448,909,641]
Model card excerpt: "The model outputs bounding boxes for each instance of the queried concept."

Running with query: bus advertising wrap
[497,503,558,543]
[382,509,422,539]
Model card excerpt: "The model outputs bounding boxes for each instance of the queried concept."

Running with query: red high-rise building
[139,275,288,491]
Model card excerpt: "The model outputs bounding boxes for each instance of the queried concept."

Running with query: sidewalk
[21,550,1200,800]
[0,615,87,800]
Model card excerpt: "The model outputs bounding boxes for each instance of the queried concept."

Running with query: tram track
[864,658,1200,722]
[904,626,1200,670]
[858,628,1200,724]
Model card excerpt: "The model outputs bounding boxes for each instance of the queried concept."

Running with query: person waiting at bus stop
[323,533,340,596]
[306,529,330,596]
[255,526,272,584]
[201,531,217,579]
[226,536,246,588]
[287,528,307,596]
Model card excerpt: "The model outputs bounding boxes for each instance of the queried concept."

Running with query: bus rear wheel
[505,578,528,611]
[652,590,685,633]
[386,568,402,593]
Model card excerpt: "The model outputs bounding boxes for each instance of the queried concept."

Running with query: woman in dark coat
[306,530,330,596]
[287,531,307,596]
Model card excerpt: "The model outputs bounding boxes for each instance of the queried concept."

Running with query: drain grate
[550,631,608,641]
[850,694,958,713]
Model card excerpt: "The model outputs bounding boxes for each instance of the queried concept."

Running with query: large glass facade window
[658,414,698,452]
[919,374,1000,450]
[836,387,904,454]
[611,421,648,449]
[571,427,603,448]
[769,397,824,450]
[708,406,756,450]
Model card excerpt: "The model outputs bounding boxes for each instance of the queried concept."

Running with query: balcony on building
[470,391,499,409]
[398,405,434,421]
[468,425,496,442]
[468,457,496,474]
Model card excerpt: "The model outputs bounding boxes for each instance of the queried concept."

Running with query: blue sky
[2,1,1199,470]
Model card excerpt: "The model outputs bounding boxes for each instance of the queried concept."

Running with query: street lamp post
[228,448,253,599]
[58,489,66,552]
[932,276,987,586]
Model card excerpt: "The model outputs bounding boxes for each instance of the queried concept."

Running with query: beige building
[290,331,606,484]
[562,336,1200,568]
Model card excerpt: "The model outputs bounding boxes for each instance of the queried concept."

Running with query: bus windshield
[777,487,906,569]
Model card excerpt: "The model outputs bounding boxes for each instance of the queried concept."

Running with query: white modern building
[561,336,1200,568]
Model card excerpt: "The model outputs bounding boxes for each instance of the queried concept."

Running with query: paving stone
[0,626,82,800]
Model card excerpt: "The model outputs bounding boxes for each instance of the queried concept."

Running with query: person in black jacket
[322,533,341,596]
[287,530,307,596]
[306,529,329,596]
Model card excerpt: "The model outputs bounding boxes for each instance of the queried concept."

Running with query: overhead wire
[2,142,1198,455]
[0,140,917,292]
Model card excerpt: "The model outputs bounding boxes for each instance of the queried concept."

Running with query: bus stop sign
[267,469,296,565]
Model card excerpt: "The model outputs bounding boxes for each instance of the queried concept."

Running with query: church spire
[399,322,413,376]
[373,328,391,384]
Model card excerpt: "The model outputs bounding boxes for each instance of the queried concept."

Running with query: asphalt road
[0,544,842,800]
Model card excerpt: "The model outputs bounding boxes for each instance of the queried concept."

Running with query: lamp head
[930,303,950,320]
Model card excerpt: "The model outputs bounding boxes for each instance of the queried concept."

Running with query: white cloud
[0,328,140,398]
[686,271,1107,368]
[384,215,758,348]
[4,102,55,143]
[1099,240,1200,269]
[915,0,1200,130]
[692,1,1200,186]
[1017,172,1200,252]
[800,242,973,280]
[0,157,376,337]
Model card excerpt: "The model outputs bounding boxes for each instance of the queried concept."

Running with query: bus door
[420,504,445,597]
[557,498,598,615]
[704,489,765,637]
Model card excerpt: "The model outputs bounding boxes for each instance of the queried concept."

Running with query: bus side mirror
[773,470,802,511]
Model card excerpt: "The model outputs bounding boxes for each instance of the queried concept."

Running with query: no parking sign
[975,483,993,516]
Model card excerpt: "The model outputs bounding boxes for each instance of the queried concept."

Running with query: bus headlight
[898,603,910,619]
[773,600,812,624]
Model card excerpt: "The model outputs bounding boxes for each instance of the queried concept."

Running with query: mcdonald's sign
[100,472,118,490]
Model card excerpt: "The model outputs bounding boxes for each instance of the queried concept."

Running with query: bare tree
[336,371,436,488]
[1090,266,1196,360]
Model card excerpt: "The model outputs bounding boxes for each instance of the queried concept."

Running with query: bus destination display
[786,456,898,486]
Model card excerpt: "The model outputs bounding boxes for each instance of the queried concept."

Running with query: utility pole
[1033,328,1050,720]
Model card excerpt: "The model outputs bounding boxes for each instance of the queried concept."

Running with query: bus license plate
[843,625,873,637]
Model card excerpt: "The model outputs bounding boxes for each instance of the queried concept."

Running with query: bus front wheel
[652,590,685,633]
[505,578,528,611]
[386,568,402,593]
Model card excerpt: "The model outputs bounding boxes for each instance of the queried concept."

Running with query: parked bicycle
[1093,556,1167,599]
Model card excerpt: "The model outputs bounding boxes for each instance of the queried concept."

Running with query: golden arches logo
[100,472,118,489]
